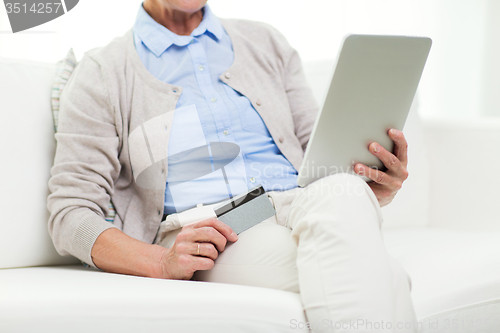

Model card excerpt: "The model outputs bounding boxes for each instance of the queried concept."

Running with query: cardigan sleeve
[47,54,120,267]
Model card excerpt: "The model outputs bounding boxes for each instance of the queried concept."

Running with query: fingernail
[373,144,380,153]
[231,231,238,239]
[390,129,398,136]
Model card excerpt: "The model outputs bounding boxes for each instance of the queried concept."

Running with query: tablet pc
[297,34,432,187]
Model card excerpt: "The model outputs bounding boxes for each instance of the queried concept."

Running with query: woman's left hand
[354,129,409,207]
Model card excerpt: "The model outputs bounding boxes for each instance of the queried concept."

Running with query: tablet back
[297,34,431,187]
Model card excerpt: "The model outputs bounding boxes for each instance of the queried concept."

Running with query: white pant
[157,174,417,333]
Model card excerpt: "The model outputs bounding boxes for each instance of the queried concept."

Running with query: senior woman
[48,0,416,332]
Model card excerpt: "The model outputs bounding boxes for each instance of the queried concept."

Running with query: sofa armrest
[423,118,500,231]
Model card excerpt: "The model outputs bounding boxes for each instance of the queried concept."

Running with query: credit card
[214,185,265,217]
[217,193,276,234]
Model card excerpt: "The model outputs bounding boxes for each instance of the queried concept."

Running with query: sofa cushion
[0,58,79,269]
[383,228,500,332]
[0,265,307,333]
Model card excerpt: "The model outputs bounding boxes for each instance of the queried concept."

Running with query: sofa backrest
[0,58,79,269]
[0,56,431,269]
[423,118,500,231]
[301,59,430,229]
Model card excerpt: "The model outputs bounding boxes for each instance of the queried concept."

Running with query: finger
[369,142,402,175]
[190,218,238,242]
[354,163,394,186]
[388,129,408,167]
[191,256,215,272]
[188,227,228,252]
[192,242,218,260]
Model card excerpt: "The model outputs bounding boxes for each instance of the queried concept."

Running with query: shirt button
[157,210,161,215]
[279,136,284,143]
[172,89,178,93]
[225,72,231,79]
[211,97,217,103]
[161,168,165,174]
[250,177,256,183]
[164,125,168,131]
[223,129,229,135]
[256,100,262,106]
[198,65,204,71]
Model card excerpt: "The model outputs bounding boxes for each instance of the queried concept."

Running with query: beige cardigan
[47,19,318,267]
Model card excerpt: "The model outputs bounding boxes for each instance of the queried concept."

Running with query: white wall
[480,0,500,117]
[1,0,499,119]
[420,0,488,119]
[0,0,141,62]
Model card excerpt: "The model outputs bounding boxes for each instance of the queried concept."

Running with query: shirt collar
[133,3,224,57]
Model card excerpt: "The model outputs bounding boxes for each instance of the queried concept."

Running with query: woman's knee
[289,173,382,232]
[293,173,370,208]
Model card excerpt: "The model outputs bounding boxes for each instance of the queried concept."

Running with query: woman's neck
[143,1,203,36]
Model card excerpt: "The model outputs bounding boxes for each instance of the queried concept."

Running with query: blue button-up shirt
[133,4,298,214]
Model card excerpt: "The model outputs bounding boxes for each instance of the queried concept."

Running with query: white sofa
[1,57,500,333]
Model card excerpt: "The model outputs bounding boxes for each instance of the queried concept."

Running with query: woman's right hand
[157,218,238,280]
